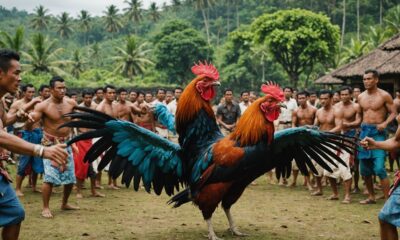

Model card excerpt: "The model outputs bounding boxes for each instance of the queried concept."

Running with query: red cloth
[73,139,92,181]
[137,122,154,132]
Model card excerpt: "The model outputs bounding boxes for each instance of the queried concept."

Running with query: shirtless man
[96,85,119,189]
[38,84,50,100]
[93,87,104,105]
[73,90,104,198]
[291,91,316,190]
[10,84,43,196]
[312,90,342,196]
[388,90,400,172]
[116,88,132,121]
[129,90,137,103]
[0,49,67,240]
[133,92,156,132]
[357,69,396,204]
[29,76,80,218]
[327,86,362,203]
[338,87,363,194]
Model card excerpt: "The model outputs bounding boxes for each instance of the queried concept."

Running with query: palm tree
[356,0,360,40]
[124,0,143,23]
[340,0,346,48]
[56,12,73,39]
[70,50,86,79]
[103,5,123,36]
[171,0,181,11]
[112,36,153,79]
[30,5,50,31]
[22,33,68,75]
[149,2,161,22]
[78,10,91,44]
[343,38,369,63]
[193,0,215,45]
[0,26,24,52]
[89,43,102,67]
[385,5,400,34]
[251,45,269,86]
[366,26,389,49]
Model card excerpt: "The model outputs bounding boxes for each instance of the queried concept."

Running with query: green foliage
[154,20,212,84]
[252,9,340,87]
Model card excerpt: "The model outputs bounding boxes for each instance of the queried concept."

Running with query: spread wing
[60,106,184,195]
[270,126,356,179]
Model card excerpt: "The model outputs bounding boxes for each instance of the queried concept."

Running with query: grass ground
[9,167,388,240]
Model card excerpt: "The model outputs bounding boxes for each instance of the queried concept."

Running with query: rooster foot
[229,227,249,237]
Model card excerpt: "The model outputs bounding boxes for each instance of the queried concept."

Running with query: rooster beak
[279,103,287,109]
[212,81,221,86]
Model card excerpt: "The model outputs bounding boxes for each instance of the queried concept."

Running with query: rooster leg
[206,218,223,240]
[223,208,249,237]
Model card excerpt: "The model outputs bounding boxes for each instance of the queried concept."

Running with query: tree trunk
[357,0,360,40]
[236,3,239,28]
[340,0,346,48]
[227,3,231,36]
[201,9,210,45]
[289,72,299,89]
[380,0,383,25]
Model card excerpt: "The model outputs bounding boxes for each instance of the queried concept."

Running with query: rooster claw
[204,234,223,240]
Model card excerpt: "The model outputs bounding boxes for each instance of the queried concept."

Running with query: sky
[0,0,171,17]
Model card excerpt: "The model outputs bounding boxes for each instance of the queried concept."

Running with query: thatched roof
[380,34,400,51]
[315,74,343,84]
[332,48,400,78]
[315,33,400,84]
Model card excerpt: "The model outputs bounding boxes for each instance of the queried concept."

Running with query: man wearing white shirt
[273,86,297,185]
[167,87,183,116]
[239,91,250,114]
[276,87,298,131]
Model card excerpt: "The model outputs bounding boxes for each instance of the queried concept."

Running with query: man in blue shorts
[8,84,43,196]
[361,114,400,240]
[0,49,68,240]
[358,69,397,204]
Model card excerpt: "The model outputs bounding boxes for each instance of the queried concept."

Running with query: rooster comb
[261,81,284,101]
[191,61,219,81]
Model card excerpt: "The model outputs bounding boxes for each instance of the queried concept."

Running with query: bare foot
[359,198,376,204]
[41,208,53,218]
[95,185,104,189]
[76,193,83,199]
[91,192,105,197]
[352,188,360,194]
[289,182,296,187]
[32,188,42,193]
[311,191,323,196]
[108,185,120,190]
[61,204,80,211]
[326,195,339,200]
[15,189,24,197]
[342,198,351,204]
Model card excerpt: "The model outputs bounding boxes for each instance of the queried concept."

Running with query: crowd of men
[0,47,399,240]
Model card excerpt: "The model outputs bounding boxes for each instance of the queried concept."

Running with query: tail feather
[168,188,191,208]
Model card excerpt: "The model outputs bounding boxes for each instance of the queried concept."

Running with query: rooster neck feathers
[230,97,274,146]
[175,76,215,135]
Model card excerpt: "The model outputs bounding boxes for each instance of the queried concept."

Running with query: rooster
[62,62,354,240]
